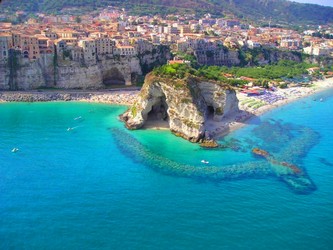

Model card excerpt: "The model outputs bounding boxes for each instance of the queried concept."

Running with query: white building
[303,45,332,56]
[247,40,261,49]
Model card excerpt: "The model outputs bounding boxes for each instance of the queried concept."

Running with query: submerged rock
[200,139,219,148]
[252,147,303,175]
[111,127,317,194]
[252,148,271,157]
[121,73,239,142]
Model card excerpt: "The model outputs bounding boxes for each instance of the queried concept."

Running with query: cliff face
[0,55,141,90]
[0,55,53,90]
[55,56,142,89]
[0,46,170,90]
[121,74,239,142]
[240,48,303,66]
[193,47,304,67]
[267,50,302,64]
[138,45,172,74]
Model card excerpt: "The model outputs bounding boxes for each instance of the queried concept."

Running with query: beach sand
[207,77,333,138]
[1,78,333,139]
[119,77,333,138]
[142,119,170,130]
[0,90,139,106]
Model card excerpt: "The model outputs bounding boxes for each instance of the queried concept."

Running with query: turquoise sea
[1,89,333,249]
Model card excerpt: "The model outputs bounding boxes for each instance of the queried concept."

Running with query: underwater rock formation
[111,122,319,194]
[111,127,272,180]
[121,74,239,142]
[252,148,303,175]
[252,148,271,158]
[200,139,219,148]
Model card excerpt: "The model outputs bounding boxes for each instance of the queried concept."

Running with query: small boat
[74,116,82,120]
[67,126,79,131]
[11,148,19,153]
[201,160,209,164]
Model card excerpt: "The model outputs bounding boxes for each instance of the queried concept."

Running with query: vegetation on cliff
[123,65,240,143]
[220,60,317,80]
[237,47,305,66]
[152,60,316,88]
[2,0,333,26]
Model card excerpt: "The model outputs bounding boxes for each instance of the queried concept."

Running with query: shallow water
[1,89,333,249]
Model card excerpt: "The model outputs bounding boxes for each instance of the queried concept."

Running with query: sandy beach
[1,78,333,138]
[205,77,333,138]
[0,89,139,106]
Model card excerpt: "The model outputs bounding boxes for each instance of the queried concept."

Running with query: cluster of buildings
[0,19,141,66]
[0,6,332,66]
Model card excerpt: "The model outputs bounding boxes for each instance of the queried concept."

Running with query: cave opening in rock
[206,105,215,120]
[102,68,126,86]
[145,96,170,129]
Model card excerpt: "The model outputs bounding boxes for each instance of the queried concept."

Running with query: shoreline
[207,77,333,139]
[1,77,333,140]
[0,89,139,106]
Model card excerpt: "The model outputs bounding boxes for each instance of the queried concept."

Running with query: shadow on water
[318,157,333,167]
[110,122,319,194]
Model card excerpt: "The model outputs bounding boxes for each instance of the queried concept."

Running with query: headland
[121,63,333,143]
[1,77,333,141]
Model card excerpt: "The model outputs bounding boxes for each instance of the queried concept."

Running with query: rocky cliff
[121,74,239,142]
[139,45,171,74]
[0,46,170,90]
[0,55,142,90]
[238,48,303,67]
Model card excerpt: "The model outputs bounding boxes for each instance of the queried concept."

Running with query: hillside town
[0,6,333,67]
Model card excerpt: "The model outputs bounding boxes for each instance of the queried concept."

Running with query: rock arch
[143,89,170,128]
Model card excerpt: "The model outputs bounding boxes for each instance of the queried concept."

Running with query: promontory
[120,64,239,143]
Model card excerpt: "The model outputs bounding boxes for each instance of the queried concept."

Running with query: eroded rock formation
[121,74,239,142]
[0,45,171,90]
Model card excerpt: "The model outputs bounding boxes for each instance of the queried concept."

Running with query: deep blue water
[1,89,333,249]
